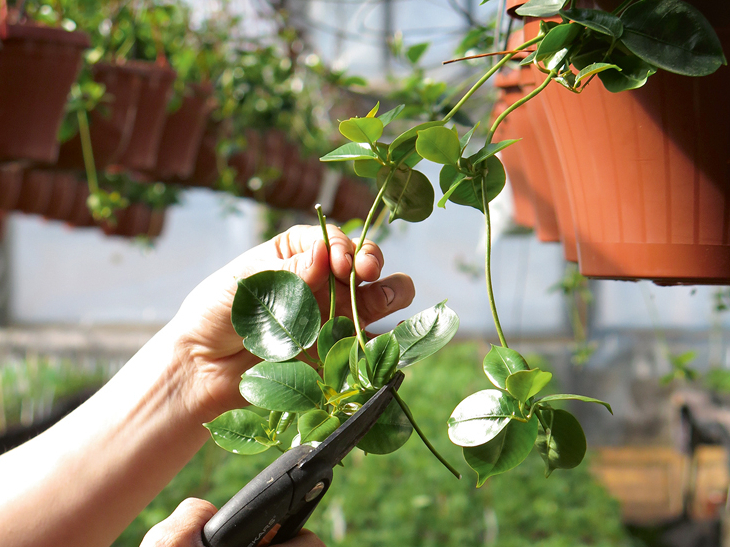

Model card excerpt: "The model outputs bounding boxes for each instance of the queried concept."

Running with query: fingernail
[345,253,353,268]
[365,253,380,268]
[382,285,395,306]
[306,247,315,269]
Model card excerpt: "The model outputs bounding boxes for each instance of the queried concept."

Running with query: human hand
[139,498,326,547]
[169,224,415,421]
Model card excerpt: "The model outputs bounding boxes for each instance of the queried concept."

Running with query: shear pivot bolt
[305,482,325,502]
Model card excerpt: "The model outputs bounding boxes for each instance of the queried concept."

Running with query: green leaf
[483,345,529,390]
[365,333,400,388]
[339,117,384,144]
[415,126,462,166]
[536,408,586,476]
[439,156,505,212]
[366,102,380,118]
[321,142,379,162]
[357,398,413,454]
[406,42,430,65]
[274,411,295,435]
[559,8,623,38]
[537,394,613,414]
[516,0,567,18]
[378,104,405,127]
[389,120,445,155]
[505,369,553,404]
[378,166,434,223]
[535,23,583,63]
[575,62,621,85]
[393,301,460,368]
[349,340,369,388]
[204,409,271,455]
[520,50,537,66]
[469,139,521,166]
[240,361,323,412]
[354,159,383,178]
[232,271,320,362]
[324,336,357,392]
[459,122,480,152]
[463,414,538,486]
[318,317,357,362]
[298,409,340,444]
[597,53,656,92]
[437,173,468,209]
[447,389,522,447]
[620,0,726,77]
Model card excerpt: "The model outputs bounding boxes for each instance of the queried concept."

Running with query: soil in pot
[0,24,90,164]
[115,62,176,172]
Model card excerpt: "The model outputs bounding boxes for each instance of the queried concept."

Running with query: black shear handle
[202,445,333,547]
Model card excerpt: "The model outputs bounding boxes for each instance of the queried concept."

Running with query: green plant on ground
[204,0,725,487]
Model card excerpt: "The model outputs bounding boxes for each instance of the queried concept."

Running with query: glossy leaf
[393,300,460,368]
[575,62,621,85]
[232,271,320,362]
[437,173,468,209]
[559,8,623,38]
[339,117,384,144]
[459,122,480,152]
[366,102,379,118]
[298,409,340,444]
[620,0,726,77]
[406,42,430,65]
[275,411,295,435]
[447,389,521,447]
[318,317,357,362]
[349,340,369,387]
[415,126,461,165]
[597,53,656,92]
[321,142,379,162]
[463,414,538,486]
[515,0,566,17]
[469,139,521,166]
[389,120,445,155]
[535,23,582,63]
[378,166,434,223]
[536,408,586,476]
[324,336,357,392]
[483,345,529,390]
[505,369,553,404]
[240,361,323,412]
[378,104,405,127]
[438,156,505,212]
[204,409,270,455]
[537,393,613,414]
[357,398,413,454]
[365,333,400,387]
[354,159,383,178]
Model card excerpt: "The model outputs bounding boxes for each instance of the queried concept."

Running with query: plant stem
[486,70,555,145]
[77,108,99,194]
[443,35,543,124]
[350,176,392,349]
[482,187,508,348]
[393,391,461,480]
[315,204,336,321]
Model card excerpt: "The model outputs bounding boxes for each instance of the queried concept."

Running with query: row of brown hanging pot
[497,0,730,285]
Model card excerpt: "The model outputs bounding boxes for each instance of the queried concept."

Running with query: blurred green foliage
[114,341,637,547]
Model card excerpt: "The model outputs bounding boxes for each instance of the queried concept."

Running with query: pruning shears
[202,372,405,547]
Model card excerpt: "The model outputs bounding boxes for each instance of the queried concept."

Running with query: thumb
[282,239,331,293]
[140,498,217,547]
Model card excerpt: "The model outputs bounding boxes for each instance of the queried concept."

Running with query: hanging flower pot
[115,61,176,172]
[0,23,90,164]
[56,62,144,171]
[0,162,23,210]
[494,68,561,243]
[16,169,54,214]
[185,121,221,188]
[152,82,214,181]
[526,6,730,283]
[44,171,80,221]
[329,175,376,223]
[66,181,95,228]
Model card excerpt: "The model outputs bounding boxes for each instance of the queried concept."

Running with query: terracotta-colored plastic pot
[0,162,23,210]
[115,62,176,172]
[494,69,561,243]
[329,175,377,223]
[505,0,526,18]
[527,12,730,283]
[56,62,143,170]
[153,83,214,181]
[0,24,89,163]
[16,169,55,214]
[44,171,80,221]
